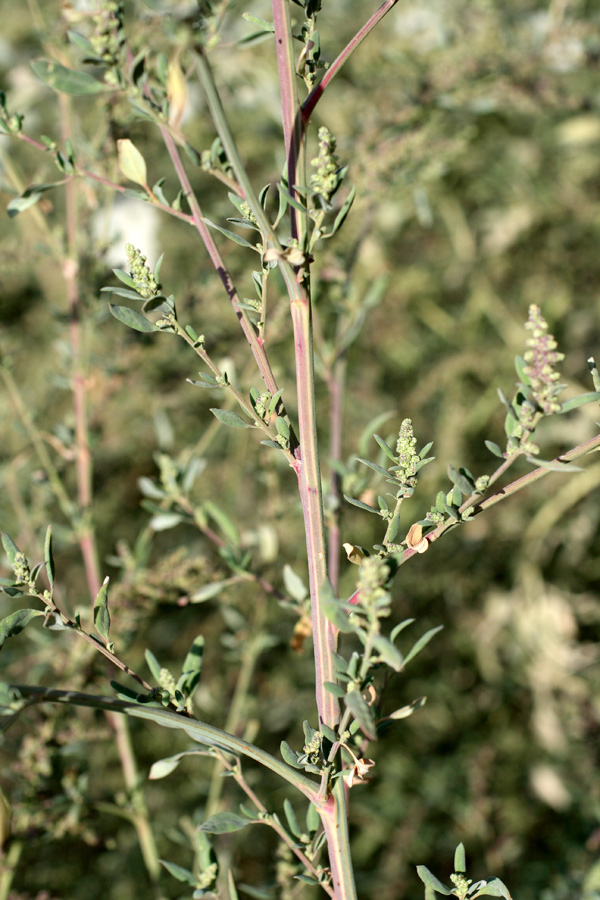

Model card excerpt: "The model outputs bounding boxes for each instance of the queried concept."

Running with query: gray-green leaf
[0,609,45,651]
[109,304,158,333]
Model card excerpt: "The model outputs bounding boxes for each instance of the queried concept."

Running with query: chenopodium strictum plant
[1,2,600,899]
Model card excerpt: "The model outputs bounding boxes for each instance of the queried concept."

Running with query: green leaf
[1,533,20,566]
[416,866,452,895]
[404,625,444,667]
[109,304,158,333]
[324,681,346,698]
[187,374,221,388]
[373,433,397,463]
[344,689,377,740]
[31,59,108,95]
[209,408,253,429]
[475,877,512,899]
[524,456,583,472]
[329,185,356,238]
[7,182,62,218]
[112,268,139,289]
[177,634,205,698]
[44,526,55,589]
[117,139,148,187]
[390,618,415,642]
[101,286,146,302]
[485,439,504,458]
[93,576,110,643]
[0,609,44,651]
[323,598,355,634]
[447,465,475,495]
[190,581,226,603]
[387,696,427,720]
[343,495,380,514]
[560,391,600,413]
[199,811,253,834]
[242,12,275,31]
[202,217,258,250]
[159,860,197,886]
[203,501,240,547]
[283,799,301,838]
[280,741,301,768]
[356,458,392,479]
[454,842,466,873]
[514,354,531,386]
[149,754,185,780]
[145,649,162,683]
[283,565,308,602]
[371,634,404,671]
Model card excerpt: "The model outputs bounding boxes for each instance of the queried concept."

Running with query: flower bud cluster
[126,243,160,300]
[91,1,124,83]
[523,304,564,416]
[310,127,341,201]
[395,418,419,487]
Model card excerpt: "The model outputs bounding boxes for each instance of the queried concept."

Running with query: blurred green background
[1,1,600,899]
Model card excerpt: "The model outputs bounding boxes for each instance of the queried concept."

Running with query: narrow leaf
[93,576,110,643]
[209,408,253,429]
[560,392,600,413]
[356,458,392,479]
[283,799,301,838]
[343,495,380,514]
[344,690,377,740]
[199,812,253,834]
[404,625,444,667]
[525,456,582,472]
[43,526,55,588]
[373,433,397,463]
[416,866,452,895]
[109,304,158,333]
[202,217,258,250]
[159,860,197,886]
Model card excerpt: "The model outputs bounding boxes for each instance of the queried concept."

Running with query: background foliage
[1,1,599,899]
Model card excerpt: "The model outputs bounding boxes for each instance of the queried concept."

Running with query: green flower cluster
[91,0,124,83]
[310,127,341,201]
[395,418,419,487]
[126,243,160,300]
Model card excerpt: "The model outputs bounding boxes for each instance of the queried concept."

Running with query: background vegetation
[1,1,599,899]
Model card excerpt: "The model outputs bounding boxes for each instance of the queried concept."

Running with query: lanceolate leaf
[44,526,55,589]
[159,860,197,886]
[31,59,109,95]
[559,392,600,413]
[93,576,110,643]
[109,304,158,333]
[199,811,253,834]
[404,625,444,667]
[344,689,376,740]
[0,610,44,651]
[209,408,253,429]
[416,866,452,895]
